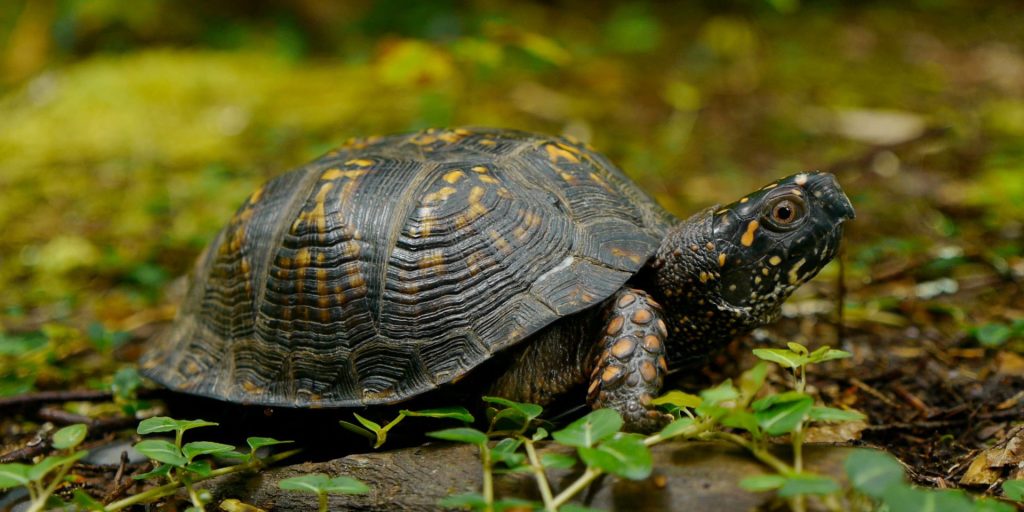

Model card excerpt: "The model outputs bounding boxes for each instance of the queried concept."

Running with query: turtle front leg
[587,288,673,433]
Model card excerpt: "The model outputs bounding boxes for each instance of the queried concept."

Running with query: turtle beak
[807,172,855,222]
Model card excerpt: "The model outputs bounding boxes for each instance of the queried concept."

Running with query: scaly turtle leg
[587,288,673,432]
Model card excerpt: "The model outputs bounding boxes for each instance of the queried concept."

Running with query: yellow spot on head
[794,173,809,186]
[762,183,778,190]
[699,271,710,283]
[769,255,782,266]
[788,258,807,284]
[741,220,759,247]
[443,170,466,183]
[739,197,749,203]
[718,253,727,267]
[248,186,265,205]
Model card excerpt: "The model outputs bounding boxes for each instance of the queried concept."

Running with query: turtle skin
[141,127,855,431]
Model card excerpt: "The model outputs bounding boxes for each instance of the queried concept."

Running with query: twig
[0,389,114,409]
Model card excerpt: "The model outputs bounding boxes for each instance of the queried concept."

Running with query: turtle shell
[141,128,674,407]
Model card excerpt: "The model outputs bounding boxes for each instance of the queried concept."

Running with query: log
[200,441,859,511]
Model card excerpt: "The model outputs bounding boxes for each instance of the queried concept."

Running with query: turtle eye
[765,195,806,230]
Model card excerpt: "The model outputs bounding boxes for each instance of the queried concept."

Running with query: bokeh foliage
[0,1,1021,382]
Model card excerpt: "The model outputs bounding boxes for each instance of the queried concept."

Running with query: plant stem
[550,467,601,509]
[105,448,301,511]
[184,480,206,512]
[521,438,555,511]
[709,432,795,476]
[318,491,328,512]
[26,461,74,512]
[481,445,494,512]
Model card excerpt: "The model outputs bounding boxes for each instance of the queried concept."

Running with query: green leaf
[72,489,107,511]
[751,390,811,412]
[182,441,235,461]
[185,460,212,477]
[551,409,622,448]
[786,342,808,355]
[558,505,605,512]
[752,348,808,369]
[651,390,702,408]
[883,486,973,512]
[175,419,219,432]
[977,323,1013,347]
[339,420,376,442]
[28,451,87,481]
[137,416,181,435]
[577,433,651,480]
[699,379,739,405]
[777,474,840,497]
[132,463,172,480]
[246,437,293,452]
[738,362,768,403]
[279,474,330,493]
[755,396,814,435]
[532,427,549,441]
[1004,479,1024,501]
[401,407,474,423]
[808,348,852,364]
[721,410,760,434]
[352,413,383,433]
[491,438,525,468]
[541,452,576,469]
[656,417,696,440]
[808,406,866,423]
[278,473,368,496]
[111,367,142,400]
[844,449,905,498]
[0,463,31,488]
[427,427,488,445]
[739,474,786,492]
[438,492,487,508]
[482,396,543,421]
[134,439,187,467]
[489,407,532,433]
[322,476,370,495]
[52,423,88,449]
[976,497,1017,512]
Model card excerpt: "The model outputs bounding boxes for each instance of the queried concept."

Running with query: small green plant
[340,406,474,448]
[278,473,369,512]
[98,417,300,511]
[0,423,89,512]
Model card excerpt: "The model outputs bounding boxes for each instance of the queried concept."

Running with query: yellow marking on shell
[242,380,263,394]
[422,186,458,205]
[741,220,759,247]
[348,272,366,289]
[769,255,782,266]
[740,197,749,203]
[437,130,465,144]
[466,251,489,276]
[411,133,437,145]
[794,173,809,186]
[497,187,512,198]
[321,168,370,180]
[488,229,511,253]
[560,172,578,184]
[788,258,807,284]
[479,174,500,184]
[443,170,466,183]
[469,186,486,203]
[479,139,497,146]
[185,361,200,374]
[248,185,265,205]
[589,172,615,192]
[345,158,375,167]
[718,253,727,267]
[545,143,580,163]
[419,251,444,270]
[471,165,489,174]
[611,247,642,264]
[295,248,312,267]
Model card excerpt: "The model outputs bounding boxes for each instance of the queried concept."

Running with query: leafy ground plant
[95,417,301,511]
[278,473,370,512]
[340,406,475,448]
[0,423,88,512]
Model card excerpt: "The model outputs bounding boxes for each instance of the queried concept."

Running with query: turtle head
[651,171,854,360]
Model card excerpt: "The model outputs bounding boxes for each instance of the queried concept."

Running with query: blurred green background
[0,1,1022,393]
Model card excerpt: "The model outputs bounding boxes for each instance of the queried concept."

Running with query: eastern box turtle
[141,127,854,431]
